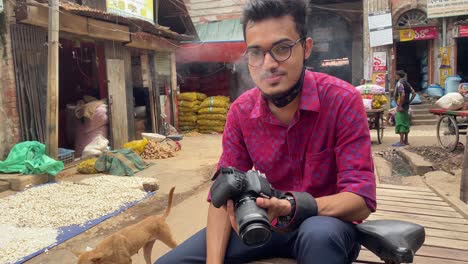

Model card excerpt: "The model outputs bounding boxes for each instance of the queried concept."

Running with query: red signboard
[460,25,468,37]
[400,26,438,42]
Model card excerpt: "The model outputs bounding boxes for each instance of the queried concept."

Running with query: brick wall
[0,1,20,159]
[184,0,245,24]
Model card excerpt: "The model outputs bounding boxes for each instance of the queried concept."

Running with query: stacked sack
[197,96,231,134]
[178,92,207,132]
[356,84,388,110]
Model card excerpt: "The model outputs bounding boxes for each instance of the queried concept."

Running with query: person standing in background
[393,70,416,146]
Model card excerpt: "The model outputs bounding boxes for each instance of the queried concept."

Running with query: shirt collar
[249,70,321,119]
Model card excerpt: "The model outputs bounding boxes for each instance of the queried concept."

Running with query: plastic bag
[77,158,98,174]
[362,99,373,110]
[435,93,464,110]
[81,135,109,159]
[123,138,148,155]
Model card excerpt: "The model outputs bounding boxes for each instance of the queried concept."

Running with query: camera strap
[273,191,317,233]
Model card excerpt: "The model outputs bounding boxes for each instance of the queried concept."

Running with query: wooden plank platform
[250,184,468,264]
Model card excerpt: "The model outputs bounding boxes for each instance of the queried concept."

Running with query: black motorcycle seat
[356,220,425,263]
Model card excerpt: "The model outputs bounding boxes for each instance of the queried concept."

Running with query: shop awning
[176,19,247,63]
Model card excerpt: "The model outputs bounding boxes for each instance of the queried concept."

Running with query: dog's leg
[143,240,156,264]
[158,223,178,249]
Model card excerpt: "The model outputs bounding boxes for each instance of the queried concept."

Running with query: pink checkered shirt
[218,70,376,211]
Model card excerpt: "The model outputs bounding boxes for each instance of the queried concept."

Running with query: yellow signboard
[440,68,452,88]
[107,0,154,23]
[439,47,452,67]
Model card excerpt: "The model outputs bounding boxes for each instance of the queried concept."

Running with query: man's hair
[396,70,406,78]
[241,0,309,40]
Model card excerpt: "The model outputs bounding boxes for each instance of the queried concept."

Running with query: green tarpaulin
[95,148,151,176]
[0,141,64,176]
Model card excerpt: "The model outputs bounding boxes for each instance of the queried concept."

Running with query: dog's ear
[70,250,83,257]
[90,252,104,263]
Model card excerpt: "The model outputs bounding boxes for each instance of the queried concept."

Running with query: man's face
[245,16,313,96]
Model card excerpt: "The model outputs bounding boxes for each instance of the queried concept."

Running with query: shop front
[394,26,438,91]
[456,24,468,82]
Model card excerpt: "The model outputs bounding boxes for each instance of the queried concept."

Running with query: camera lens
[235,196,272,247]
[240,222,272,247]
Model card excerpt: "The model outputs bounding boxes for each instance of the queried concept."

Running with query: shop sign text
[400,26,438,42]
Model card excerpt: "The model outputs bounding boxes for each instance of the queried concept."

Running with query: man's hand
[225,198,291,234]
[397,106,404,112]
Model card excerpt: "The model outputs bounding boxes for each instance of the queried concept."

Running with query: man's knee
[297,216,356,245]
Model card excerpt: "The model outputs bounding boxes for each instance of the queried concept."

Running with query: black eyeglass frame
[243,38,305,67]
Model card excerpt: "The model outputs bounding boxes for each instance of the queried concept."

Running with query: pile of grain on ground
[0,178,149,228]
[0,224,58,264]
[184,131,202,137]
[140,140,177,159]
[81,175,158,188]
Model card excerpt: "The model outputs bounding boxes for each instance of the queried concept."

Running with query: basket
[58,148,75,164]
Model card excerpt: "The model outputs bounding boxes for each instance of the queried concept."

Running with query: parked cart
[429,109,468,152]
[366,109,385,144]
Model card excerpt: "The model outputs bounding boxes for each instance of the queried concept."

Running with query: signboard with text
[427,0,468,19]
[399,26,438,42]
[107,0,154,23]
[373,52,387,72]
[460,25,468,37]
[368,11,393,47]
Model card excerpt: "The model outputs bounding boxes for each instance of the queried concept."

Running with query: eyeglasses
[244,38,304,67]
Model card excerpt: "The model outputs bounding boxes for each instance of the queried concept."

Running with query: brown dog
[73,187,177,264]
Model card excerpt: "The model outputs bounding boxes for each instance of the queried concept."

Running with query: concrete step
[412,119,438,126]
[412,114,439,120]
[413,109,434,115]
[411,103,435,110]
[0,180,10,192]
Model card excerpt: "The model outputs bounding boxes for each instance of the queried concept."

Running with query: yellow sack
[199,126,225,133]
[179,109,198,116]
[200,97,231,109]
[179,100,202,109]
[199,107,228,115]
[180,125,197,131]
[197,119,226,127]
[123,138,148,155]
[178,92,207,102]
[198,114,227,121]
[179,120,197,126]
[179,115,198,122]
[77,158,98,174]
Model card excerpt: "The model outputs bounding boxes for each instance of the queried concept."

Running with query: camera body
[210,167,282,247]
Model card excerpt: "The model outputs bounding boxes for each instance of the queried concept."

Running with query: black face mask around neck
[261,68,306,108]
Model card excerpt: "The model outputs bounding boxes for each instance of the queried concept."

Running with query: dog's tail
[163,186,175,219]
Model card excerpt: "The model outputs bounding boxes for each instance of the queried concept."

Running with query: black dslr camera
[210,167,283,247]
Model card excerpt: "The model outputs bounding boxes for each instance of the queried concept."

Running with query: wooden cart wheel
[437,115,459,152]
[377,113,384,144]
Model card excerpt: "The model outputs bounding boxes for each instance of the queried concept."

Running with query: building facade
[0,0,194,159]
[364,0,468,92]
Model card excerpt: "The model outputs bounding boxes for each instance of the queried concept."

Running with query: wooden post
[170,53,178,128]
[461,134,468,203]
[45,0,59,159]
[149,53,162,134]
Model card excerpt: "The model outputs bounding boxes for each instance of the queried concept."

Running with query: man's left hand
[256,197,292,222]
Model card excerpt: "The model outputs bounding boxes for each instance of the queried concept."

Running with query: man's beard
[261,68,305,108]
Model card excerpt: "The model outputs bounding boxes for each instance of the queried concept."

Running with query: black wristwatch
[277,194,296,225]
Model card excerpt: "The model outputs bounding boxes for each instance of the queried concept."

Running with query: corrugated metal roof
[195,19,244,42]
[43,0,194,41]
